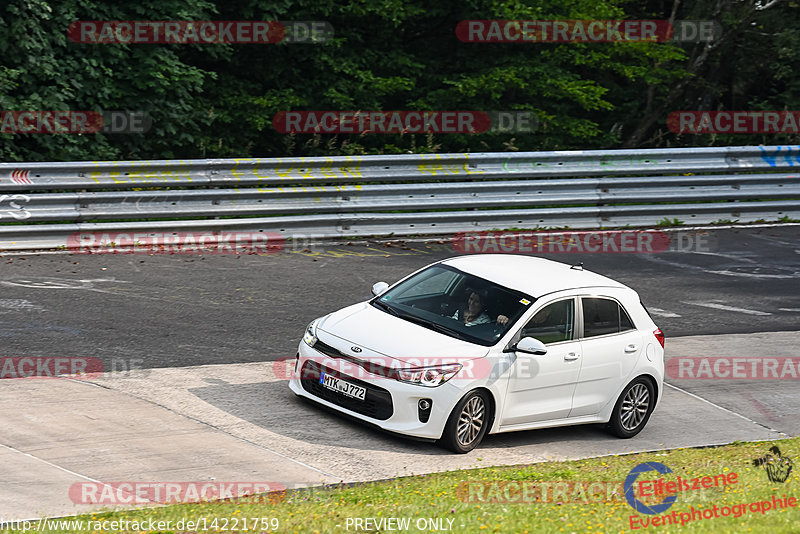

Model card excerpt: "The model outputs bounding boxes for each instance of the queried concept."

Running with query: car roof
[440,254,629,298]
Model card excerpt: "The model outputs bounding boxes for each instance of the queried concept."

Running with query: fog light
[418,398,432,423]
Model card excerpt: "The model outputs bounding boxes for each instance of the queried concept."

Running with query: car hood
[317,302,490,362]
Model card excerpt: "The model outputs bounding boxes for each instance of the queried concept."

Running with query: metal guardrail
[1,145,799,250]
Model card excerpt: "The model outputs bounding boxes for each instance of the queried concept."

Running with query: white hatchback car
[289,255,665,453]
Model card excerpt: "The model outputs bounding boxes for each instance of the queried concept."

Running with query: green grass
[3,437,799,533]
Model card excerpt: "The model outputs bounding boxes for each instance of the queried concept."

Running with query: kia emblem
[351,346,362,353]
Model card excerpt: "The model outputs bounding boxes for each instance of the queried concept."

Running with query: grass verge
[2,437,798,533]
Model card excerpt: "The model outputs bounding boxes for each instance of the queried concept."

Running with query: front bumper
[288,341,466,440]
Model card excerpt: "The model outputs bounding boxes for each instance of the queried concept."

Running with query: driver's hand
[496,314,509,325]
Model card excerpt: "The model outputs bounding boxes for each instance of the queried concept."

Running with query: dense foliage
[0,0,797,161]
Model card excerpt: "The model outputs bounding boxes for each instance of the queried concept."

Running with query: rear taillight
[653,328,665,348]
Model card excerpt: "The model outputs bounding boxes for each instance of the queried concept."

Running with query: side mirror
[514,336,548,355]
[371,281,389,297]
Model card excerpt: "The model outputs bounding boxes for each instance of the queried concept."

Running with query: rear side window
[582,297,635,338]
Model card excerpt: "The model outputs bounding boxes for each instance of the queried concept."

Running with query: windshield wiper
[372,299,399,316]
[423,321,471,341]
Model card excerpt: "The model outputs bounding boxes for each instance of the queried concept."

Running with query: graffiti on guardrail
[0,148,796,251]
[759,146,800,167]
[266,157,363,179]
[0,194,30,219]
[90,167,194,183]
[85,156,366,184]
[415,154,484,176]
[500,154,663,173]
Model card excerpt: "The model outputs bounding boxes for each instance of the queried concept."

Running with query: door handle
[564,352,579,361]
[624,344,639,353]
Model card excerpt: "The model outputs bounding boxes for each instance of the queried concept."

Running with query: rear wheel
[607,377,655,438]
[438,390,490,453]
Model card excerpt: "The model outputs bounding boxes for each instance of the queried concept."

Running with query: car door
[569,296,643,418]
[500,298,582,426]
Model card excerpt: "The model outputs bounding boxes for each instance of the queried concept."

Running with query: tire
[438,390,490,453]
[607,377,655,439]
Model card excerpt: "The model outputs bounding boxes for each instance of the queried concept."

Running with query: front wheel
[607,378,655,438]
[438,390,490,453]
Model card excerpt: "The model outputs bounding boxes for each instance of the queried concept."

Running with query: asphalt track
[0,225,798,370]
[1,224,799,520]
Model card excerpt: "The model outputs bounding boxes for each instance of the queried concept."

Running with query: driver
[453,288,510,326]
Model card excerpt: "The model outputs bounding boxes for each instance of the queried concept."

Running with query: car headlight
[395,363,462,387]
[303,319,319,347]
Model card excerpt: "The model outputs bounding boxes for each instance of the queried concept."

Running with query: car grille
[300,360,394,421]
[312,339,399,379]
[313,339,348,359]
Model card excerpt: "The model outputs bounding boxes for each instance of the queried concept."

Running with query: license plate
[320,372,366,400]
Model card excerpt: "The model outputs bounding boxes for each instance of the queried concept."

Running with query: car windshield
[371,264,535,346]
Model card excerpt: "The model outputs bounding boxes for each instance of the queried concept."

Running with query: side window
[582,297,635,338]
[521,299,574,344]
[620,306,635,332]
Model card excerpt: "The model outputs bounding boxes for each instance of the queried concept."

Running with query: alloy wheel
[456,395,485,447]
[620,383,650,431]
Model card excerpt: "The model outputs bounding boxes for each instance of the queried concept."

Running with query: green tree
[0,0,216,161]
[195,0,688,157]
